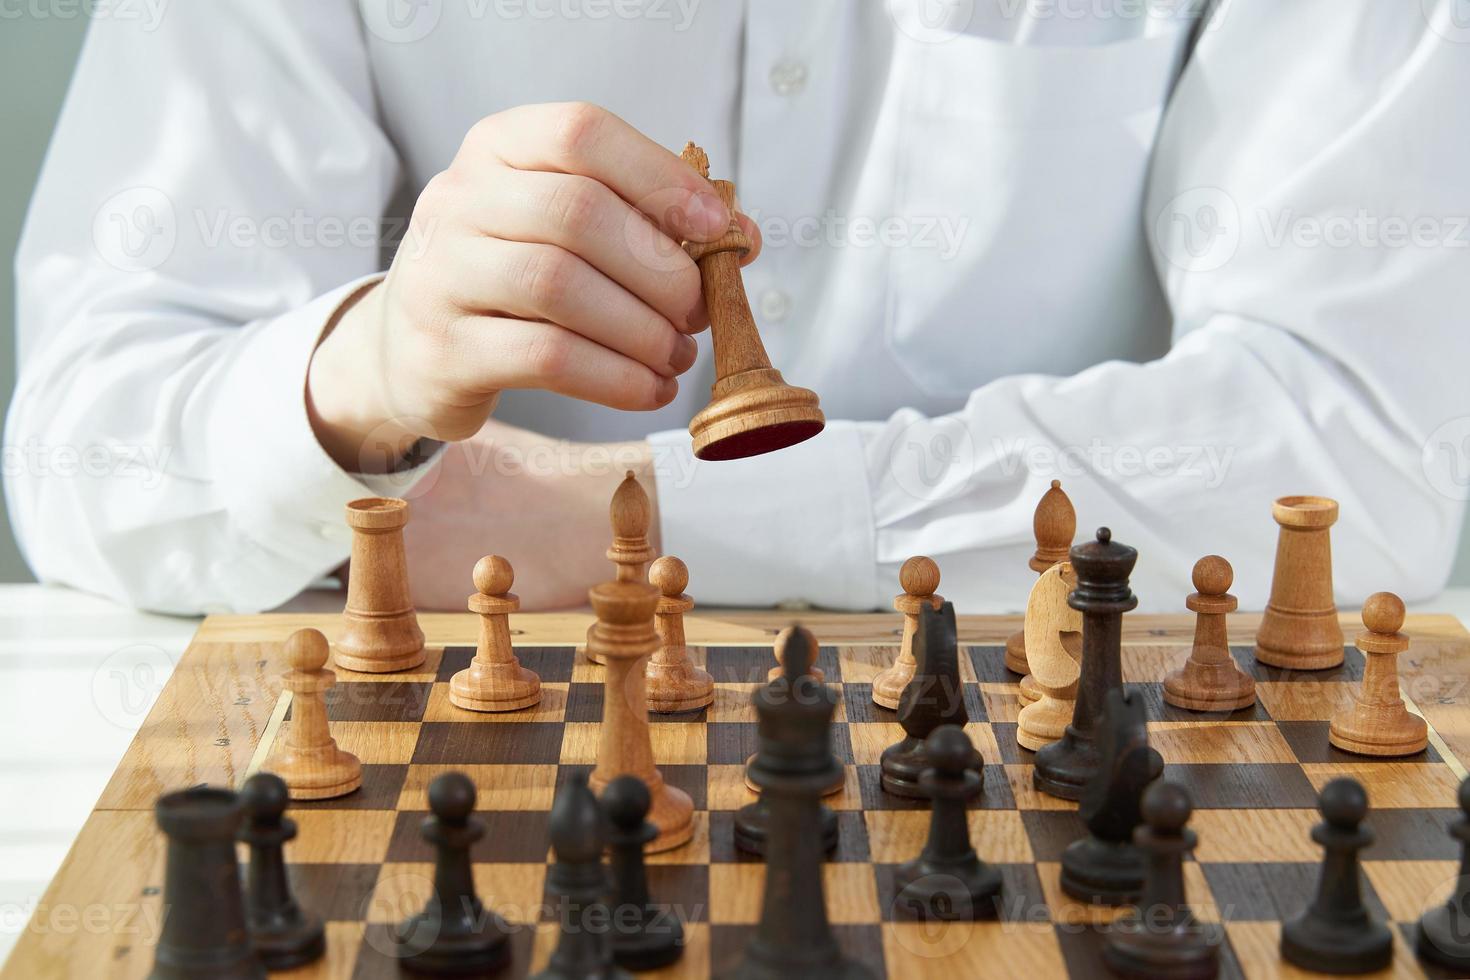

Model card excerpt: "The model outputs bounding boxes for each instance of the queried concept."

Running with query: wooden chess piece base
[744,754,843,797]
[269,742,362,800]
[646,661,714,713]
[870,659,911,710]
[1005,630,1028,676]
[1018,673,1042,706]
[1328,704,1428,757]
[689,368,824,461]
[1162,665,1256,713]
[1060,837,1144,906]
[1105,916,1223,980]
[1016,693,1073,752]
[733,798,840,856]
[449,662,542,712]
[767,663,823,684]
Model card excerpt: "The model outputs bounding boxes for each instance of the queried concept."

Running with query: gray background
[2,16,1468,589]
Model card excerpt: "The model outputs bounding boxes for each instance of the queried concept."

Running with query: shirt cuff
[648,422,878,609]
[211,274,443,609]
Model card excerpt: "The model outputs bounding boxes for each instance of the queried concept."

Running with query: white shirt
[7,0,1468,614]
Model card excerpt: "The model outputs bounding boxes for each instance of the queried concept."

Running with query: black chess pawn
[728,626,874,980]
[1416,775,1470,973]
[603,775,685,971]
[1061,688,1164,906]
[1104,781,1222,980]
[1035,528,1137,801]
[150,786,265,980]
[534,772,632,980]
[893,725,1003,921]
[395,772,513,976]
[1281,777,1393,974]
[736,627,840,856]
[238,772,325,970]
[880,601,981,798]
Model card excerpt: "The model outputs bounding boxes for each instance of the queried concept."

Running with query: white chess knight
[1016,562,1083,752]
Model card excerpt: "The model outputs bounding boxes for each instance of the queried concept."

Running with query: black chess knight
[880,601,981,798]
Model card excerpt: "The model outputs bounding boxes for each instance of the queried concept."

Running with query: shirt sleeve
[653,1,1470,612]
[4,2,437,615]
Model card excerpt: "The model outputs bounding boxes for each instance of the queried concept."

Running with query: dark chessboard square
[386,809,549,863]
[709,924,887,979]
[708,723,760,765]
[1053,922,1244,980]
[843,683,896,724]
[284,863,382,923]
[648,864,710,924]
[562,681,605,723]
[874,862,1046,923]
[989,723,1036,766]
[1019,810,1090,863]
[1276,720,1441,764]
[302,681,431,722]
[856,764,1014,811]
[1234,645,1364,682]
[705,646,780,684]
[1201,861,1389,924]
[411,722,564,765]
[435,645,474,681]
[814,645,843,682]
[353,921,535,980]
[968,645,1016,683]
[1165,764,1319,809]
[287,764,407,811]
[1366,809,1463,860]
[436,646,576,685]
[708,810,870,864]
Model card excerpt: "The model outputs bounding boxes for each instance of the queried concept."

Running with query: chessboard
[6,611,1470,980]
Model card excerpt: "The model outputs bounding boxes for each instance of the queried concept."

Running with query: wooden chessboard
[7,611,1470,980]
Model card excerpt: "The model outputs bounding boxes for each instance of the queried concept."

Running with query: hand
[307,102,759,472]
[401,420,657,610]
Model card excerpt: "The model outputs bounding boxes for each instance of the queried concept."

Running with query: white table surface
[1,583,1468,963]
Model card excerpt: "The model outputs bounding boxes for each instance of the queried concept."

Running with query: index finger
[472,102,731,243]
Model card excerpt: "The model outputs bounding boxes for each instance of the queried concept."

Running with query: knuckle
[518,248,576,310]
[523,331,571,380]
[548,101,608,165]
[544,177,604,235]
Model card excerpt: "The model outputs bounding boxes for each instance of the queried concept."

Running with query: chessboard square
[980,683,1023,725]
[311,680,431,722]
[1302,762,1463,808]
[706,863,880,924]
[1362,860,1462,921]
[968,645,1015,683]
[290,810,397,864]
[855,763,1013,812]
[706,764,757,811]
[398,764,556,811]
[318,921,366,979]
[283,863,383,923]
[1276,720,1441,764]
[815,645,844,683]
[1224,920,1420,980]
[836,644,896,684]
[841,682,894,724]
[1147,722,1297,764]
[1005,765,1076,811]
[1199,862,1326,922]
[569,657,604,683]
[865,809,1034,864]
[434,644,473,681]
[1036,861,1126,926]
[704,646,778,684]
[989,722,1037,766]
[386,808,549,863]
[1190,809,1321,863]
[558,721,600,764]
[1164,763,1320,809]
[849,722,905,765]
[1055,922,1245,980]
[1363,809,1464,860]
[562,681,605,723]
[1019,811,1090,863]
[884,920,1063,978]
[708,924,884,978]
[651,722,710,765]
[411,721,564,764]
[320,721,421,764]
[512,646,577,683]
[1122,644,1186,683]
[421,681,568,723]
[286,764,408,811]
[706,722,759,766]
[707,683,757,724]
[1256,681,1360,721]
[366,862,547,925]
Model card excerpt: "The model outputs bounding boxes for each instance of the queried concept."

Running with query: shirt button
[769,61,808,96]
[760,289,791,322]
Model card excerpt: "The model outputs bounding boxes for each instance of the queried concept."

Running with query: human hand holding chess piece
[306,102,761,472]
